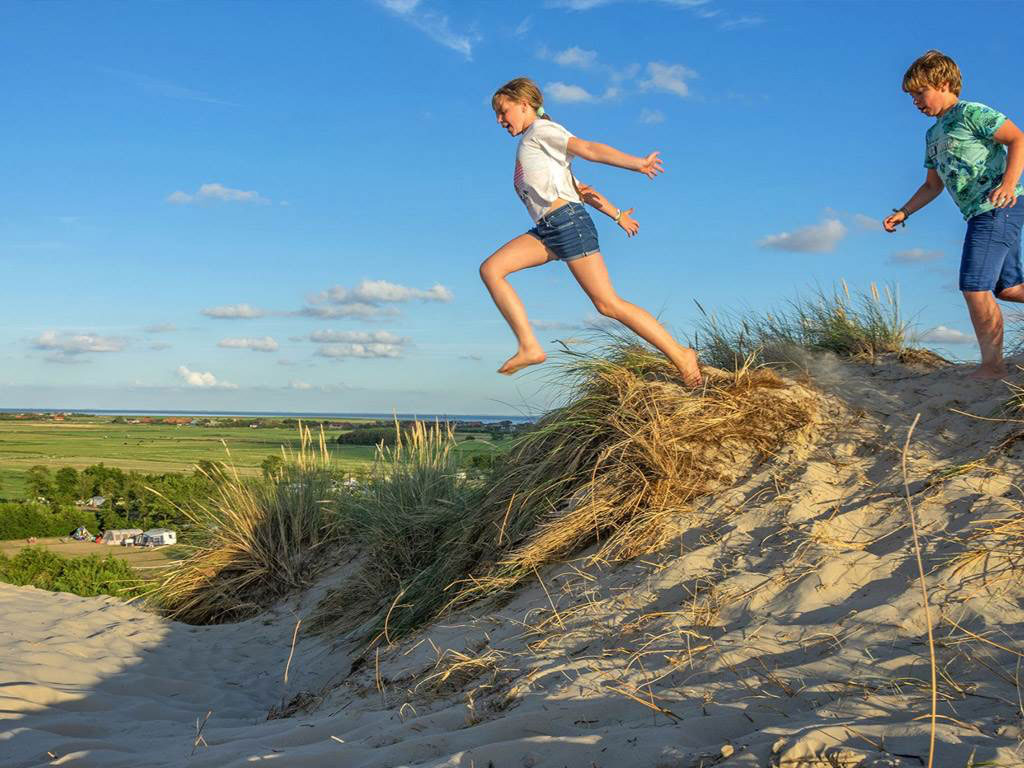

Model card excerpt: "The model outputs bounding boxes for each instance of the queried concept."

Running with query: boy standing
[884,50,1024,379]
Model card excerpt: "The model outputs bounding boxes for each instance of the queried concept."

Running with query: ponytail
[492,77,550,120]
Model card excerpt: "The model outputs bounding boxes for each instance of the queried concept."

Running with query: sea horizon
[0,407,535,424]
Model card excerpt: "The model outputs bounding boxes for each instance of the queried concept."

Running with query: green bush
[336,427,405,446]
[0,547,142,598]
[0,502,99,540]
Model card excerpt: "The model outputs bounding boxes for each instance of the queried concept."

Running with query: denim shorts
[960,197,1024,293]
[527,202,600,262]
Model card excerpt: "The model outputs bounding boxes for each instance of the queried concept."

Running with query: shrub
[0,502,99,540]
[0,546,142,599]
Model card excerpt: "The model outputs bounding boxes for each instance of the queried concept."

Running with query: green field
[0,416,505,500]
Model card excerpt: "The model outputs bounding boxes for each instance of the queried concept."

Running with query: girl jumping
[482,77,702,387]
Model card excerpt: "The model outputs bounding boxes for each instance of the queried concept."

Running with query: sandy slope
[4,357,1024,767]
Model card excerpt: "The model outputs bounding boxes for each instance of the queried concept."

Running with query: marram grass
[310,338,821,645]
[696,281,908,371]
[149,426,342,624]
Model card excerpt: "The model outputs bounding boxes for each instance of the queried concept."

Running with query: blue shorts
[527,202,600,262]
[960,197,1024,293]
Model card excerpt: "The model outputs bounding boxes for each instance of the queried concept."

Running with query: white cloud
[201,304,267,319]
[545,82,596,103]
[854,213,882,231]
[310,330,405,344]
[889,248,943,264]
[759,219,847,254]
[639,108,665,124]
[144,323,177,333]
[316,343,405,359]
[297,304,400,320]
[376,0,476,59]
[555,46,598,68]
[351,279,453,303]
[149,342,172,351]
[301,279,452,319]
[167,182,269,205]
[639,62,697,98]
[919,326,974,344]
[720,16,764,29]
[534,320,584,331]
[218,336,279,352]
[289,379,312,390]
[514,16,532,36]
[33,331,126,358]
[177,365,237,389]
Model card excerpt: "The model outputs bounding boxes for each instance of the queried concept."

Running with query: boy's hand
[883,210,907,232]
[618,208,638,237]
[989,182,1018,209]
[636,152,664,179]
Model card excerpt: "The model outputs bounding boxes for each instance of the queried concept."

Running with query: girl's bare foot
[673,346,702,387]
[498,346,546,375]
[968,363,1008,380]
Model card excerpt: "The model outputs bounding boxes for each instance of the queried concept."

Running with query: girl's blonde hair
[491,77,551,120]
[902,50,962,96]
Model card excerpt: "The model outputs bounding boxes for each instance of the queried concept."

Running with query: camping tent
[142,528,177,546]
[101,528,143,546]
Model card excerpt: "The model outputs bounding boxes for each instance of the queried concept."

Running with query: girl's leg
[480,234,554,375]
[567,251,702,386]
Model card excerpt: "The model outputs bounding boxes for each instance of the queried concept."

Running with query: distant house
[249,423,259,429]
[84,495,106,508]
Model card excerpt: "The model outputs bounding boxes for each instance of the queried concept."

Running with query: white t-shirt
[513,119,581,223]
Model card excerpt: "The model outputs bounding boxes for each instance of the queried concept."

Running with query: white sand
[4,357,1024,767]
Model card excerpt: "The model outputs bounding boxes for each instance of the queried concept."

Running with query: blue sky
[2,0,1022,415]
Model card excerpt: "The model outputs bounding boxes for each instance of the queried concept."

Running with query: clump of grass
[696,281,908,370]
[0,546,143,599]
[150,426,343,624]
[307,421,486,642]
[455,341,820,599]
[311,337,820,645]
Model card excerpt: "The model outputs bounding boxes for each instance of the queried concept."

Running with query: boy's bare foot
[498,346,546,375]
[674,346,702,388]
[968,363,1008,380]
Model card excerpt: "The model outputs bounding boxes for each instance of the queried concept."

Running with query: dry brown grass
[149,426,343,624]
[452,344,821,603]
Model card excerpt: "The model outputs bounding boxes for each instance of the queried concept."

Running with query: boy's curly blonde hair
[902,50,962,96]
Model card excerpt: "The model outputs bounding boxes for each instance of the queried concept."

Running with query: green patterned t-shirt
[925,100,1023,220]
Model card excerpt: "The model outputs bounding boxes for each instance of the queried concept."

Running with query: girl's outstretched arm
[575,181,639,237]
[568,138,664,179]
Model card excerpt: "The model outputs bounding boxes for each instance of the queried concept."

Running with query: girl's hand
[576,181,599,206]
[637,152,664,179]
[989,182,1019,209]
[882,210,906,232]
[618,208,638,237]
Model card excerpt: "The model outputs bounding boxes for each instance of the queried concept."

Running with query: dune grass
[307,421,487,643]
[0,546,143,599]
[307,338,820,646]
[150,427,344,624]
[696,281,908,371]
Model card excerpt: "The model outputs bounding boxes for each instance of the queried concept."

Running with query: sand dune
[4,357,1024,767]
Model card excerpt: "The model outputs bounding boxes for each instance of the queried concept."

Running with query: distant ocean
[0,408,535,425]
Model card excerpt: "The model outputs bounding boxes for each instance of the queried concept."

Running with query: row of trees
[20,464,217,531]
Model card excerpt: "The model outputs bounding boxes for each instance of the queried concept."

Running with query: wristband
[614,208,622,223]
[892,207,908,227]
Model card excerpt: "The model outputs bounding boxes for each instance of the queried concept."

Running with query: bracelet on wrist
[892,207,909,227]
[614,208,622,223]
